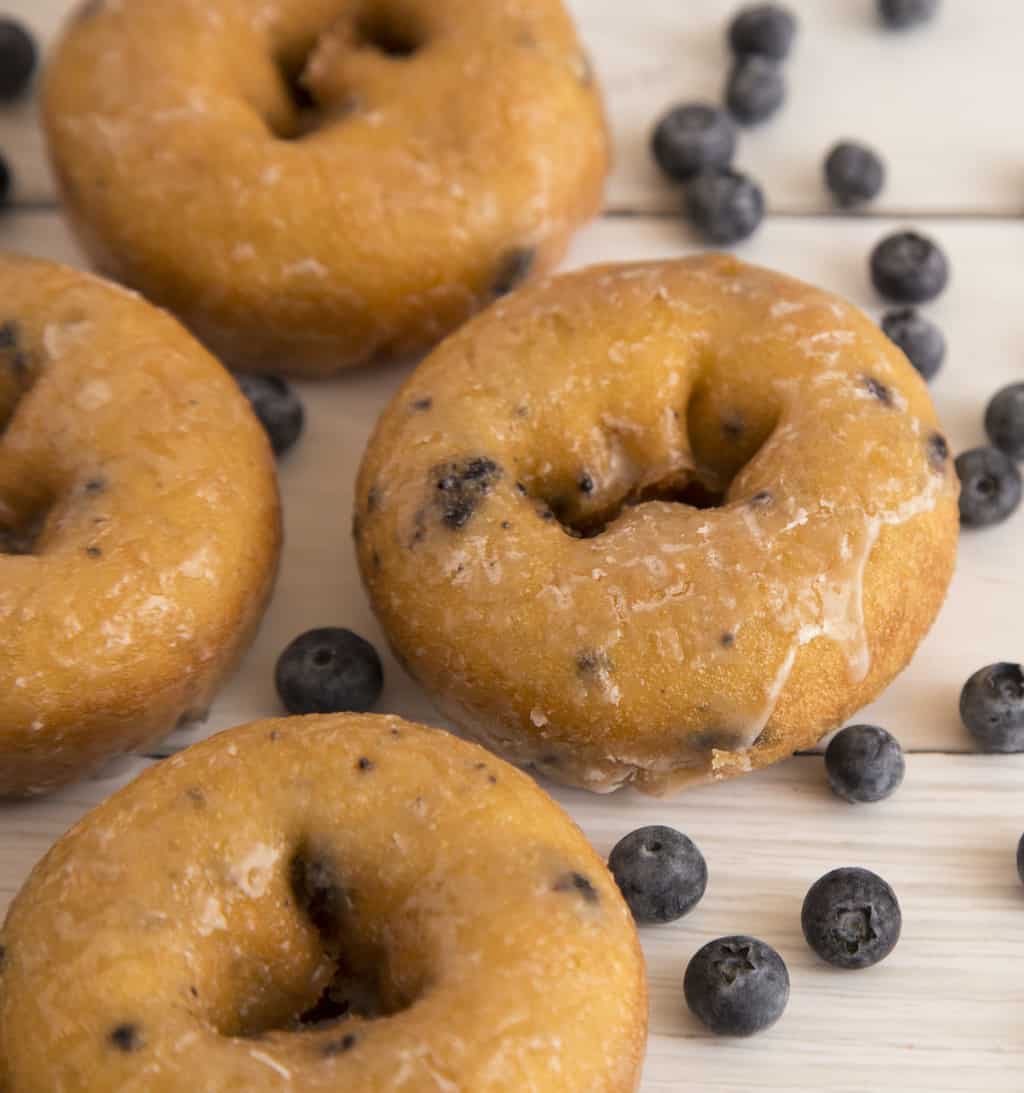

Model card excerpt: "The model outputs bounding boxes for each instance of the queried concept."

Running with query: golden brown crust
[354,256,959,794]
[43,0,610,377]
[0,714,646,1091]
[0,255,281,797]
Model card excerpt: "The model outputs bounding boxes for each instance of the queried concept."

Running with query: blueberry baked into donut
[0,255,280,797]
[43,0,609,377]
[355,255,960,794]
[0,715,647,1091]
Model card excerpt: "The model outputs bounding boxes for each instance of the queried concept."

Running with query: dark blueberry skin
[881,308,945,381]
[870,231,949,304]
[652,103,736,182]
[985,383,1024,460]
[878,0,940,29]
[1017,833,1024,884]
[801,868,901,969]
[684,936,789,1036]
[275,628,383,715]
[955,447,1022,528]
[686,168,765,245]
[235,373,305,457]
[0,19,36,101]
[960,663,1024,753]
[824,141,885,208]
[725,57,785,125]
[608,826,707,924]
[728,4,798,60]
[825,725,905,804]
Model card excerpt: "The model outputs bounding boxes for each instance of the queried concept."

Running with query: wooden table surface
[2,2,1023,1089]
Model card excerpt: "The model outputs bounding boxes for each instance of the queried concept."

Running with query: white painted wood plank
[4,0,1024,214]
[3,752,1024,1091]
[2,208,1017,756]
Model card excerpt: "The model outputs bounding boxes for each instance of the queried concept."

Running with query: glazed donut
[43,0,609,378]
[0,714,647,1091]
[0,255,280,797]
[355,255,959,795]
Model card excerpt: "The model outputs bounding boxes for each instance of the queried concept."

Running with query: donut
[0,714,647,1091]
[0,255,280,797]
[355,255,960,794]
[43,0,609,378]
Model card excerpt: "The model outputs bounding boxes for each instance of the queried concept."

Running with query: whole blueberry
[684,936,789,1036]
[728,4,798,60]
[725,57,785,125]
[652,103,737,182]
[824,141,885,208]
[1017,833,1024,884]
[275,628,383,715]
[955,447,1022,528]
[0,19,36,101]
[985,383,1024,460]
[959,663,1024,753]
[880,309,945,381]
[801,868,901,969]
[870,231,949,304]
[878,0,940,29]
[235,373,305,457]
[686,167,764,245]
[608,826,708,924]
[825,725,905,804]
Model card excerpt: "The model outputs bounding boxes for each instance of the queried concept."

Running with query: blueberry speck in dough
[434,457,502,529]
[0,19,37,101]
[686,167,765,245]
[275,628,383,715]
[881,308,945,381]
[927,432,949,472]
[609,826,708,924]
[801,867,901,969]
[684,936,789,1036]
[824,141,885,208]
[955,447,1022,528]
[554,872,599,904]
[323,1033,358,1056]
[870,231,949,304]
[652,103,737,182]
[863,375,893,405]
[235,373,305,457]
[959,663,1024,753]
[878,0,940,29]
[109,1024,144,1053]
[825,724,905,803]
[725,57,786,125]
[727,4,798,59]
[985,383,1024,460]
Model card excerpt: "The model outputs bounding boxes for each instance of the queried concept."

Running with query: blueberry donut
[0,255,280,797]
[355,256,959,794]
[0,714,647,1090]
[43,0,609,378]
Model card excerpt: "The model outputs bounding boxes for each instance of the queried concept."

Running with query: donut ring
[43,0,609,377]
[355,256,959,794]
[0,255,280,797]
[0,714,646,1091]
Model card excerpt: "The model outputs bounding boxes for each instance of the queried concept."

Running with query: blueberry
[234,373,304,457]
[801,867,901,969]
[608,826,708,924]
[1017,833,1024,884]
[683,936,789,1036]
[955,447,1022,528]
[0,19,36,101]
[825,725,905,804]
[959,663,1024,753]
[878,0,940,29]
[728,4,798,60]
[686,168,764,245]
[824,141,885,208]
[275,628,383,715]
[652,103,736,182]
[985,383,1024,460]
[870,231,949,304]
[880,309,945,381]
[725,57,785,125]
